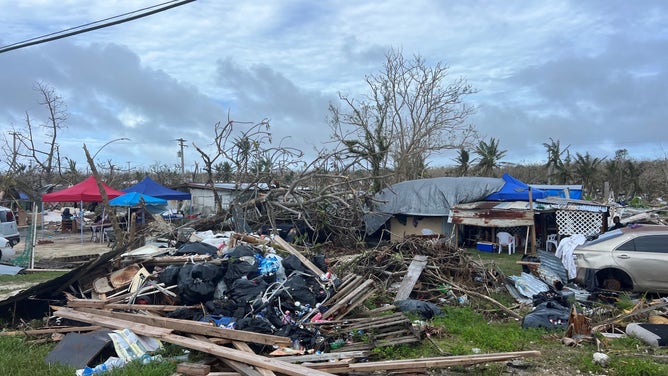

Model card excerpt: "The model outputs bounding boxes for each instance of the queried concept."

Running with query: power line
[0,0,196,54]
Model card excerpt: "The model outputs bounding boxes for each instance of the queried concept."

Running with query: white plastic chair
[546,234,558,252]
[497,232,516,255]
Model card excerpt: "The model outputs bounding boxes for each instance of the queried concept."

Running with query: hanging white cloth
[555,234,587,280]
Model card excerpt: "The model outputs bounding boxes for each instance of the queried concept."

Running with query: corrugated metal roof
[536,197,608,212]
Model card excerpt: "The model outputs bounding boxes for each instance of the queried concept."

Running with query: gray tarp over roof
[365,177,505,234]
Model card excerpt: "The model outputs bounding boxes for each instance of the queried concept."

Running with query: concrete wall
[389,216,449,241]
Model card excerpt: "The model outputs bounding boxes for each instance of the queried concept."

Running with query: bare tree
[193,115,303,216]
[12,82,69,185]
[329,48,478,190]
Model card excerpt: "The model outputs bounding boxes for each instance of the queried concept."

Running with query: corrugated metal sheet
[507,272,550,299]
[448,201,535,227]
[537,250,568,283]
[536,197,608,213]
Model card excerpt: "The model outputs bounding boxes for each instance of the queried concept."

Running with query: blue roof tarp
[109,192,168,207]
[485,173,548,201]
[123,176,191,201]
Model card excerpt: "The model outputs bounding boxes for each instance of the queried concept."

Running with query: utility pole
[175,138,187,175]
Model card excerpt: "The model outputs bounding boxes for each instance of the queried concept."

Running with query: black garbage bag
[312,254,328,274]
[157,264,181,286]
[276,325,319,350]
[167,308,203,321]
[282,255,307,275]
[191,262,224,282]
[227,277,269,318]
[394,299,443,320]
[204,298,238,317]
[521,300,570,330]
[281,274,318,307]
[224,245,261,283]
[177,263,224,305]
[174,242,219,256]
[236,316,275,334]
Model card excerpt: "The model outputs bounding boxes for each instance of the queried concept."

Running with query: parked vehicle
[0,206,20,246]
[573,225,668,293]
[0,236,15,261]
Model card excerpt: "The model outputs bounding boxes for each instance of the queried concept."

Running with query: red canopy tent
[41,176,125,243]
[42,176,125,203]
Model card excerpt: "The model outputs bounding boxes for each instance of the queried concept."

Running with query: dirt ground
[16,225,114,265]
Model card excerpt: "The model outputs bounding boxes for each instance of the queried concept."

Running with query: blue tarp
[123,176,191,201]
[109,192,167,207]
[485,173,548,201]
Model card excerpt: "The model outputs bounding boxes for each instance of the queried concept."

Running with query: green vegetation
[0,335,177,376]
[0,271,67,295]
[371,304,668,375]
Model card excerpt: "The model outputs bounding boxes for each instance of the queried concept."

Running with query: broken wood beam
[271,235,325,277]
[276,350,370,363]
[395,255,428,301]
[0,325,101,336]
[322,279,374,320]
[189,334,265,376]
[233,341,277,376]
[70,307,291,347]
[175,362,211,376]
[348,351,541,371]
[66,299,198,312]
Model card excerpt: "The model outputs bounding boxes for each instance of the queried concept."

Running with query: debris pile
[1,230,543,375]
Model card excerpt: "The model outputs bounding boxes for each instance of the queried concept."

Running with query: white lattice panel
[555,210,603,236]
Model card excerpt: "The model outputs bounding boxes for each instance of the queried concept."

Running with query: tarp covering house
[42,176,125,203]
[484,173,548,201]
[365,177,506,240]
[123,176,191,201]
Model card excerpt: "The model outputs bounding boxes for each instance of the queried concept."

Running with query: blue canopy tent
[123,176,191,201]
[110,192,168,230]
[485,173,548,201]
[109,192,168,207]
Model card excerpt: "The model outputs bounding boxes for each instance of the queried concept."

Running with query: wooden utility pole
[529,187,537,255]
[175,138,187,175]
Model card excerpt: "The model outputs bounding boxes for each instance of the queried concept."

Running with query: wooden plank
[53,307,336,376]
[233,341,277,376]
[53,307,173,337]
[0,326,101,336]
[325,275,363,303]
[66,299,198,312]
[394,255,428,301]
[189,334,264,376]
[176,362,211,376]
[71,307,291,347]
[271,236,325,277]
[322,279,374,320]
[276,350,369,363]
[331,289,375,320]
[348,351,541,371]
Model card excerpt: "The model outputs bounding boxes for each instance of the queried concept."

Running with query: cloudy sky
[1,0,667,173]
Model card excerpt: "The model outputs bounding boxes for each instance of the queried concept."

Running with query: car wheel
[601,277,622,291]
[597,269,632,291]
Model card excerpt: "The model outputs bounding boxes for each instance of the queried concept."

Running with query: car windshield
[583,229,623,246]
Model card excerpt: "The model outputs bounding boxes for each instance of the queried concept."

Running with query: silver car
[573,225,668,293]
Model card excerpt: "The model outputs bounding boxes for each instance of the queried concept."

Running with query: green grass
[0,335,177,376]
[371,305,668,375]
[464,247,526,277]
[0,271,67,295]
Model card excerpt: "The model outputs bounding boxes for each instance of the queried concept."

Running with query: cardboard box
[476,241,497,253]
